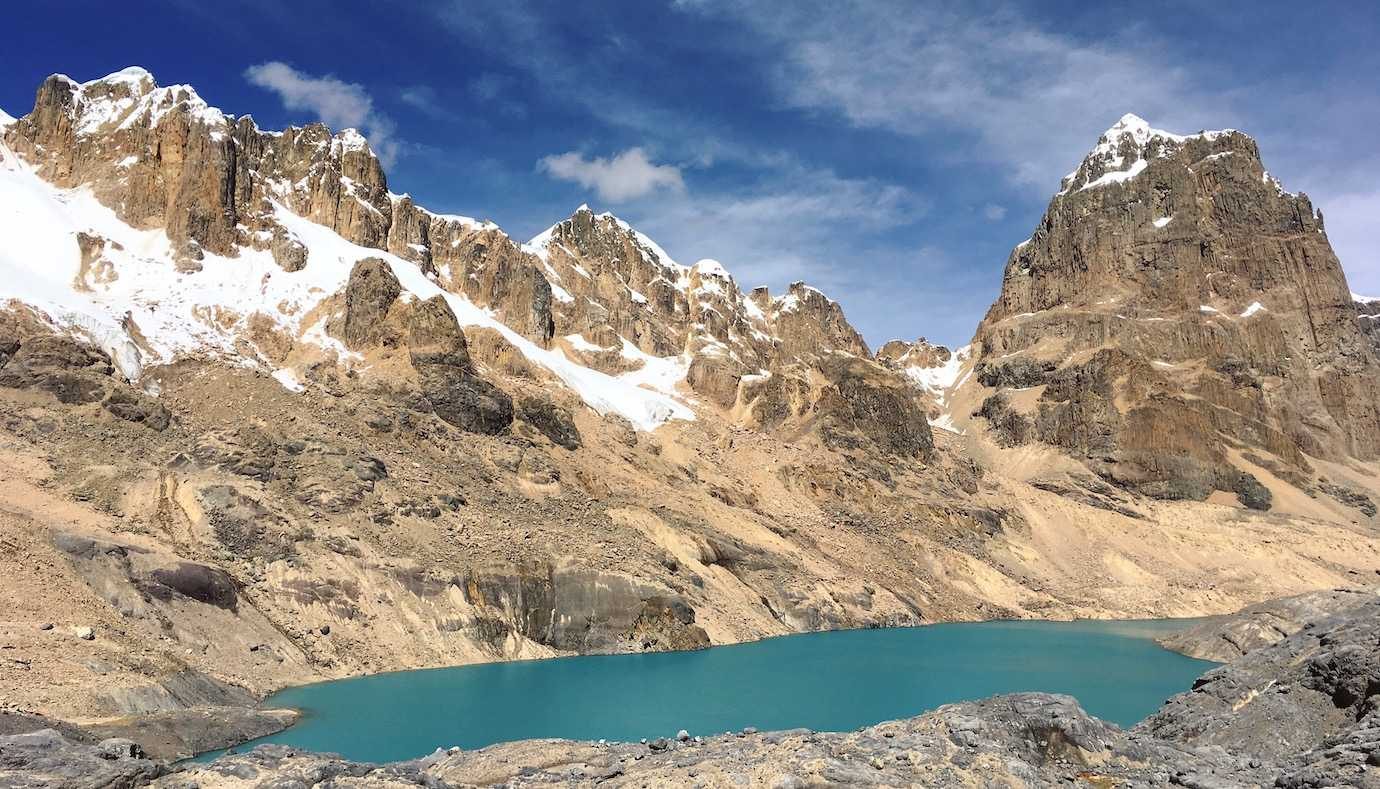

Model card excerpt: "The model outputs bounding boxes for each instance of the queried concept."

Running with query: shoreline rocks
[7,597,1379,786]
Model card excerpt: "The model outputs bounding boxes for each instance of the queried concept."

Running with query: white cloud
[602,161,933,335]
[538,148,685,202]
[399,85,441,114]
[244,61,400,166]
[983,203,1007,221]
[679,2,1230,190]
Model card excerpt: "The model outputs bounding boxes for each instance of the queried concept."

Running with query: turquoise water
[226,618,1213,763]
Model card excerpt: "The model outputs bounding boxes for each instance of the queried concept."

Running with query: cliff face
[968,114,1380,506]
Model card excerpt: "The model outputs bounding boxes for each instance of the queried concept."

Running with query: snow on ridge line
[0,135,692,431]
[1062,113,1239,194]
[274,209,694,431]
[1354,292,1379,304]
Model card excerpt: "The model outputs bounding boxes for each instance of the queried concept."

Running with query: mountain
[1,69,1378,760]
[954,113,1380,511]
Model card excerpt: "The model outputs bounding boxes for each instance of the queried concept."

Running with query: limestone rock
[333,257,403,351]
[969,114,1380,504]
[1139,599,1380,767]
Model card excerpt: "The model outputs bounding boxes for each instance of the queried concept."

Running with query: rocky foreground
[2,599,1377,788]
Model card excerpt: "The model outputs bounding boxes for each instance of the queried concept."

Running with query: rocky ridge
[1157,587,1378,661]
[0,66,928,457]
[958,113,1380,510]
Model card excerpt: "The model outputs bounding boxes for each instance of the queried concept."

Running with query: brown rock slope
[963,113,1380,510]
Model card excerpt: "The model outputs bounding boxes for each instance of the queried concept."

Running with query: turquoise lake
[229,618,1214,763]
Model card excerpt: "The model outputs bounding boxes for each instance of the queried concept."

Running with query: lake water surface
[231,618,1213,763]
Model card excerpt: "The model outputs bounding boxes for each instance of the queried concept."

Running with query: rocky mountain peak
[876,338,952,369]
[964,113,1380,508]
[2,66,930,456]
[1059,113,1252,195]
[47,65,229,141]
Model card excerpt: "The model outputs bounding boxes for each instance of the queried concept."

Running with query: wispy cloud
[982,203,1007,221]
[244,61,400,165]
[399,84,457,122]
[677,1,1230,190]
[612,161,932,332]
[538,148,685,202]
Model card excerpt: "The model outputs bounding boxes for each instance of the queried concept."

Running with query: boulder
[517,396,582,450]
[418,366,513,434]
[333,257,402,350]
[146,562,238,611]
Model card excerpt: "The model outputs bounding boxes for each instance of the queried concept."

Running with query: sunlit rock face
[968,114,1380,507]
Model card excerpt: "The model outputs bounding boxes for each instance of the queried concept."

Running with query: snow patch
[0,134,691,431]
[1081,158,1148,191]
[564,333,609,352]
[929,413,961,434]
[899,344,973,435]
[1152,216,1173,228]
[1062,113,1235,194]
[1240,301,1266,318]
[271,368,304,393]
[549,281,574,304]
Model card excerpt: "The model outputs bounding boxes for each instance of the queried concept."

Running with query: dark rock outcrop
[0,729,166,786]
[1140,598,1380,776]
[145,562,239,611]
[0,333,170,429]
[1158,588,1377,661]
[333,257,403,350]
[463,563,709,654]
[813,354,934,459]
[516,396,582,450]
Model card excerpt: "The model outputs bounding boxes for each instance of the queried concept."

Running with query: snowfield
[0,134,694,431]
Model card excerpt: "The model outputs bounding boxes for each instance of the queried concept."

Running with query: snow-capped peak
[48,66,230,139]
[1353,292,1379,304]
[692,259,730,279]
[1060,114,1238,194]
[332,128,372,156]
[88,66,156,90]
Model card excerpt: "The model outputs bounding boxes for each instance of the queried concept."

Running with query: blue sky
[5,1,1378,348]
